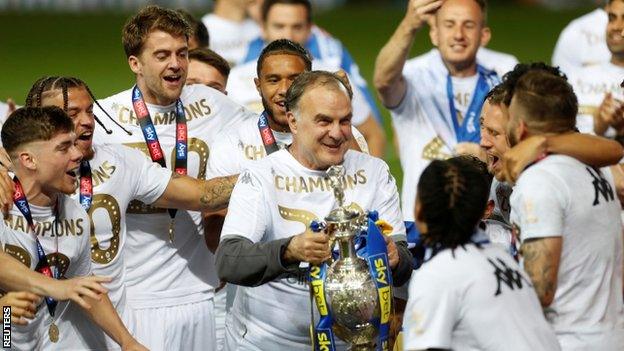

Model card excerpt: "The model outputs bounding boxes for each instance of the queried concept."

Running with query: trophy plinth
[322,166,380,350]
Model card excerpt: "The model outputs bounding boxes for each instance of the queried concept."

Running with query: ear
[518,119,530,142]
[429,25,439,47]
[128,55,141,75]
[254,77,261,95]
[17,150,37,171]
[414,199,428,234]
[480,26,492,47]
[287,111,297,135]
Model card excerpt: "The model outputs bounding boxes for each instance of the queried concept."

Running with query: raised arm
[373,0,442,108]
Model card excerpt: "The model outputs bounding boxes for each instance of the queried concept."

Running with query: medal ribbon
[446,65,498,143]
[364,217,393,351]
[12,177,59,317]
[131,85,187,223]
[257,111,280,155]
[79,161,93,212]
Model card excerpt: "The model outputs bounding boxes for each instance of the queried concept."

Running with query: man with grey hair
[215,71,412,350]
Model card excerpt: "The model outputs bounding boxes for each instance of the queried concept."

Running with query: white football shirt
[207,115,370,179]
[404,243,561,351]
[1,195,95,350]
[226,59,372,127]
[64,143,171,348]
[511,155,624,350]
[94,84,255,307]
[569,61,624,135]
[391,50,503,221]
[201,14,261,66]
[552,8,610,76]
[221,149,405,350]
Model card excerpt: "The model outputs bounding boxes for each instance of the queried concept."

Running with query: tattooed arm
[152,173,239,212]
[520,237,562,307]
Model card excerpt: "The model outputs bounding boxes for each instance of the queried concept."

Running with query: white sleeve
[372,160,406,238]
[349,74,372,127]
[122,145,173,204]
[552,24,581,75]
[206,134,244,178]
[511,169,568,241]
[221,167,267,243]
[403,270,457,350]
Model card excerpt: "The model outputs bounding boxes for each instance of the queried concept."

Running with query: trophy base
[349,343,376,351]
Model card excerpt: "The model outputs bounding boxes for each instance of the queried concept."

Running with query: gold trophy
[318,165,380,350]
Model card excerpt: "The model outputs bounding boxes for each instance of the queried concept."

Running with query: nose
[327,121,344,141]
[480,133,493,149]
[282,27,296,42]
[70,145,83,163]
[453,25,465,40]
[169,54,181,70]
[277,79,289,96]
[76,112,94,129]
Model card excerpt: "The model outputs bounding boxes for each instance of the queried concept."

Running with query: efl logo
[2,306,10,348]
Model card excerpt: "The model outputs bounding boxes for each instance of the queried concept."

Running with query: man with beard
[20,75,238,349]
[508,69,624,350]
[230,0,386,157]
[216,71,412,350]
[479,63,622,253]
[92,6,255,350]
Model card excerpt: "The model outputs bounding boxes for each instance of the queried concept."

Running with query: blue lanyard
[78,161,92,212]
[131,86,187,225]
[12,176,59,317]
[446,65,497,143]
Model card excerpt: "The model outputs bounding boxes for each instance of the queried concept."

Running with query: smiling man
[215,71,412,350]
[93,6,255,350]
[374,0,504,222]
[568,0,624,138]
[0,107,146,350]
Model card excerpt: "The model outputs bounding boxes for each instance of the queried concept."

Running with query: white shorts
[129,298,215,351]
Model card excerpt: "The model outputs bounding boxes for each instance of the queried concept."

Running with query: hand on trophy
[384,235,399,269]
[283,230,331,266]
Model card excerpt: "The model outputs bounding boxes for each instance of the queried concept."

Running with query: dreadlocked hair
[417,156,490,250]
[25,76,131,135]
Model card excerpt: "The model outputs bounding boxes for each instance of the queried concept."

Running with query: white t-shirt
[0,101,9,120]
[94,84,256,307]
[201,14,261,66]
[221,149,405,350]
[569,61,624,135]
[404,243,560,351]
[510,155,624,350]
[403,244,559,351]
[226,59,371,127]
[207,115,370,178]
[1,195,95,350]
[72,144,170,327]
[391,50,502,221]
[552,8,610,76]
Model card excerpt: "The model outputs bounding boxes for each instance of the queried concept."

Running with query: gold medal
[49,322,59,343]
[168,219,175,243]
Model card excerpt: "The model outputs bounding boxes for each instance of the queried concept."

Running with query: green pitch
[0,3,592,187]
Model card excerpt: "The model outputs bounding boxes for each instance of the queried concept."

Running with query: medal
[131,85,187,243]
[49,322,59,343]
[168,219,175,243]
